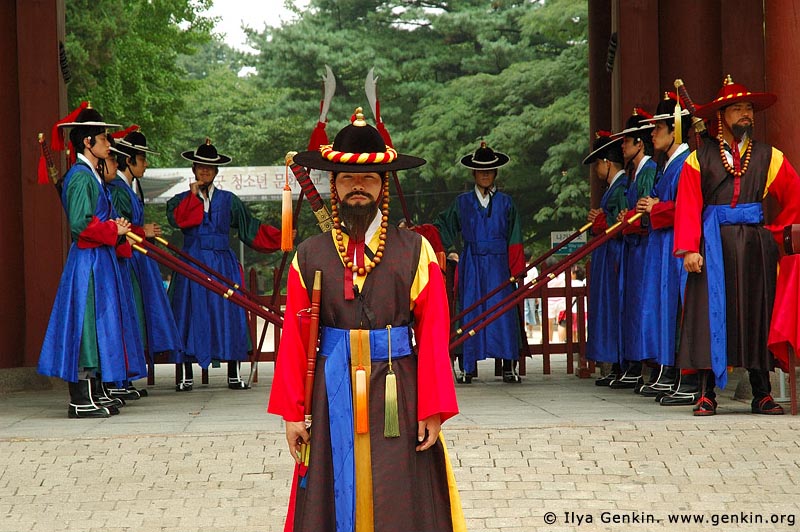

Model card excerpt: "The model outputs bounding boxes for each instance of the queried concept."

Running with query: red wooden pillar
[720,0,767,140]
[16,0,68,367]
[617,1,660,120]
[658,0,722,109]
[588,0,613,210]
[0,2,26,368]
[764,1,800,165]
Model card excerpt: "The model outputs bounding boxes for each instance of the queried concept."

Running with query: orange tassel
[355,366,368,433]
[281,163,293,251]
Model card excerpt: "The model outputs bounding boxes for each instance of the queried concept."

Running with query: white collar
[664,143,689,171]
[474,184,496,208]
[76,153,102,185]
[608,169,625,187]
[633,155,651,177]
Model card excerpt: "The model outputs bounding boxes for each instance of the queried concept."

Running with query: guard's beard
[339,200,378,240]
[732,122,753,141]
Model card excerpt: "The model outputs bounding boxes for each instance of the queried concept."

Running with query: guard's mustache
[345,191,374,201]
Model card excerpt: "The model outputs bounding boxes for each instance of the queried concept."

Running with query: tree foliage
[65,0,590,261]
[65,0,215,168]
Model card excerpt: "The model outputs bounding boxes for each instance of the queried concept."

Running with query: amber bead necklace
[717,111,753,178]
[331,176,390,275]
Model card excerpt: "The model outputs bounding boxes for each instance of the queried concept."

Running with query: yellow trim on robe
[439,432,466,532]
[764,146,785,198]
[409,237,438,309]
[290,253,306,289]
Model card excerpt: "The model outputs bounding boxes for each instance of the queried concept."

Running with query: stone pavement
[1,357,800,532]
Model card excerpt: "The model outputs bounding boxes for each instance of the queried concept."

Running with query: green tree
[65,0,215,168]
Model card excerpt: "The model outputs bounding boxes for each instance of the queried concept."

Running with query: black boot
[125,380,148,398]
[692,370,717,416]
[595,363,620,386]
[176,362,194,392]
[227,361,250,390]
[106,380,141,401]
[660,371,700,406]
[609,361,642,389]
[502,359,521,383]
[91,379,122,415]
[749,369,784,415]
[640,366,678,397]
[453,356,472,384]
[68,380,111,419]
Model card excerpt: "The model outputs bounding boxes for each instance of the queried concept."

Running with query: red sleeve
[764,152,800,245]
[173,194,204,228]
[591,212,608,235]
[130,225,147,239]
[649,200,676,230]
[252,224,282,253]
[267,263,311,422]
[508,242,525,276]
[77,216,119,248]
[621,209,646,235]
[413,256,459,423]
[769,254,800,372]
[116,241,133,258]
[673,152,703,256]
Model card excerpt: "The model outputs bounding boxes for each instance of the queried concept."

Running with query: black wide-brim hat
[460,141,510,170]
[293,108,425,173]
[181,138,232,166]
[117,131,160,156]
[57,107,120,129]
[582,133,623,165]
[611,108,654,139]
[643,92,691,125]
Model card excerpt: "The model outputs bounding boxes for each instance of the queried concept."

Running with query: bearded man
[674,75,800,416]
[268,108,464,532]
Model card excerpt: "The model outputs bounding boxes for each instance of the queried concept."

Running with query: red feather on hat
[50,101,88,152]
[112,124,139,139]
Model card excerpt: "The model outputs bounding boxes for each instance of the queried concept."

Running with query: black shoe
[68,380,111,419]
[609,375,642,389]
[693,395,717,416]
[126,383,147,398]
[227,378,250,390]
[502,371,521,383]
[176,379,193,392]
[107,388,140,401]
[595,373,617,387]
[751,395,784,415]
[455,370,473,384]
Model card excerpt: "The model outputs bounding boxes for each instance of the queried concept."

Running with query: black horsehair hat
[460,141,510,170]
[293,108,425,173]
[117,131,159,157]
[181,138,232,166]
[582,131,624,165]
[57,104,121,131]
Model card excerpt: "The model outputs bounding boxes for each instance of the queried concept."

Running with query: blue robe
[435,190,522,373]
[108,175,183,362]
[640,148,690,366]
[38,162,146,383]
[586,173,627,363]
[167,189,249,369]
[621,158,657,361]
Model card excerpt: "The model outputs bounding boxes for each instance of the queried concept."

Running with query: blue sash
[318,325,413,532]
[685,203,763,389]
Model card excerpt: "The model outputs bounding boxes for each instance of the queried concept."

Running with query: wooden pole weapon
[452,220,593,324]
[126,232,283,327]
[298,270,322,486]
[451,213,642,347]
